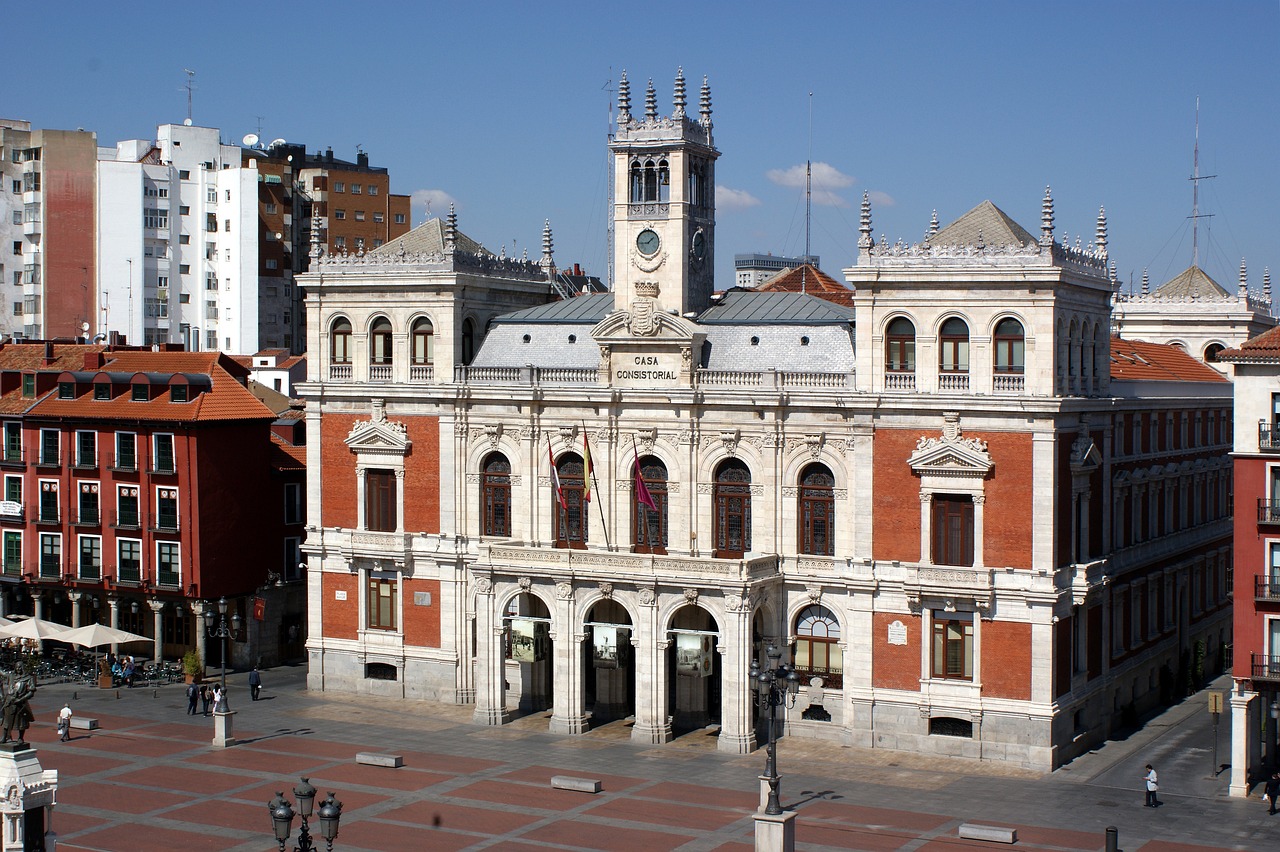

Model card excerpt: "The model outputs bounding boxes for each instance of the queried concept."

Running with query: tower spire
[1095,205,1107,260]
[928,209,939,239]
[1040,186,1055,246]
[858,191,873,253]
[699,75,712,128]
[445,203,457,253]
[672,67,686,120]
[1141,268,1150,295]
[1239,257,1248,297]
[309,208,324,259]
[1265,267,1272,301]
[539,219,555,281]
[617,71,631,125]
[644,78,657,121]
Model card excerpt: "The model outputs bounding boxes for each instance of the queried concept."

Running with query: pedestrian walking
[56,703,72,742]
[1143,764,1160,807]
[212,684,223,712]
[248,667,262,701]
[186,681,199,715]
[1265,771,1280,815]
[200,684,211,716]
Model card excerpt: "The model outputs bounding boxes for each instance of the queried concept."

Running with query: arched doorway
[503,593,552,715]
[584,599,635,724]
[668,605,721,735]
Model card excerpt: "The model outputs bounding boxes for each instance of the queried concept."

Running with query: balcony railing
[368,364,392,382]
[34,452,61,469]
[409,364,434,382]
[72,510,100,528]
[149,513,180,533]
[36,508,59,525]
[329,363,352,380]
[885,371,916,391]
[111,510,141,530]
[1251,654,1280,683]
[1259,421,1280,452]
[938,372,969,393]
[1257,499,1280,524]
[993,372,1025,394]
[109,452,137,473]
[1256,575,1280,600]
[0,448,24,468]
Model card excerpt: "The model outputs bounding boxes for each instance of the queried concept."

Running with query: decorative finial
[699,75,712,127]
[445,203,457,251]
[858,191,873,251]
[1095,205,1107,259]
[1239,257,1248,296]
[928,209,939,238]
[644,78,657,120]
[673,67,686,120]
[1040,186,1054,246]
[976,231,985,250]
[309,208,324,260]
[539,219,555,280]
[1141,268,1150,295]
[617,71,632,124]
[1265,267,1272,300]
[1109,260,1117,287]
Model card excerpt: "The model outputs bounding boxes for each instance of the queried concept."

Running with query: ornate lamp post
[750,643,800,816]
[203,596,241,713]
[269,778,343,852]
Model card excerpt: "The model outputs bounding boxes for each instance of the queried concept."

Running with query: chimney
[356,151,369,168]
[43,341,54,366]
[325,147,333,162]
[83,351,104,370]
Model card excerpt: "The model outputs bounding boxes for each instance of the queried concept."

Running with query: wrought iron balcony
[1257,499,1280,524]
[1259,421,1280,452]
[1251,654,1280,683]
[1256,575,1280,601]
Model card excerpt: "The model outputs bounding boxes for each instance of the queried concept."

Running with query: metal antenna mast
[604,71,616,289]
[1189,97,1215,267]
[183,69,196,122]
[803,92,813,295]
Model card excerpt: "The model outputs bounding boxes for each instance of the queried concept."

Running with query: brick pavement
[19,668,1275,851]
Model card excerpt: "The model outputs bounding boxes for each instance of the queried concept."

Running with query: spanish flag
[582,430,593,503]
[634,445,657,511]
[548,437,567,510]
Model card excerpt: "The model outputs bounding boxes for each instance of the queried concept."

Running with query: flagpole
[632,435,655,551]
[584,423,611,551]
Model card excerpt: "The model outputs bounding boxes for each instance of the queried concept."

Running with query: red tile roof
[756,264,854,307]
[1217,325,1280,363]
[1109,337,1229,382]
[270,434,306,470]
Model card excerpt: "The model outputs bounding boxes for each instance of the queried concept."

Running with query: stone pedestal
[758,774,783,812]
[753,809,795,852]
[212,710,237,748]
[0,743,58,851]
[1229,688,1257,797]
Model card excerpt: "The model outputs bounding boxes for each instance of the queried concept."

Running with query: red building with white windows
[0,340,306,668]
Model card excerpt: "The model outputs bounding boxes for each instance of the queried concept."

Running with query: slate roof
[756,264,854,307]
[1217,324,1280,363]
[367,217,484,257]
[698,291,854,324]
[489,293,616,324]
[929,201,1037,247]
[1109,338,1229,382]
[1152,265,1232,299]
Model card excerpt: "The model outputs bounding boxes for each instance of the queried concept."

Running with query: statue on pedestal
[0,668,35,744]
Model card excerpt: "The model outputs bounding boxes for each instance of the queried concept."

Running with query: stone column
[32,594,44,652]
[718,594,754,754]
[918,493,932,564]
[152,600,170,667]
[67,591,82,628]
[549,583,587,735]
[186,596,204,670]
[471,578,509,726]
[108,597,120,656]
[1229,688,1257,797]
[631,588,672,744]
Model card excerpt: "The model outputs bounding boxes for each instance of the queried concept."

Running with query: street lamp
[203,596,241,713]
[269,777,343,852]
[750,643,800,816]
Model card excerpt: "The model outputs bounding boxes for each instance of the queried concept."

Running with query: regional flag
[582,430,594,504]
[549,437,567,510]
[634,445,657,511]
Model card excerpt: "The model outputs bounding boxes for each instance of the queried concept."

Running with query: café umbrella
[55,624,150,649]
[0,617,72,641]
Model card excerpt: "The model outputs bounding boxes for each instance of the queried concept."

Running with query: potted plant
[182,649,203,684]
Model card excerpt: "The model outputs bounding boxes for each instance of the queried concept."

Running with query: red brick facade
[872,611,921,690]
[320,413,359,529]
[322,572,358,640]
[403,578,441,647]
[402,416,440,534]
[981,620,1032,700]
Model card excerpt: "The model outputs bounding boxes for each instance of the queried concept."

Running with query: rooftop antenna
[803,91,813,295]
[1189,97,1215,268]
[255,116,264,138]
[183,69,196,123]
[604,70,616,289]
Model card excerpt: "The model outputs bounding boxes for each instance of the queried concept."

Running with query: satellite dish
[242,133,260,147]
[80,322,90,333]
[268,138,287,149]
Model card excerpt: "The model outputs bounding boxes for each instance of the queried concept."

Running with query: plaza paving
[21,668,1276,851]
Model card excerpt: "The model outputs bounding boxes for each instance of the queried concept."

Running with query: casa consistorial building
[299,69,1233,771]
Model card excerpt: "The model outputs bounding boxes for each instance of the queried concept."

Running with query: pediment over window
[345,399,410,456]
[591,308,700,345]
[908,414,992,478]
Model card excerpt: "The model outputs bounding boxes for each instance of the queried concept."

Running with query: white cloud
[716,185,762,211]
[867,190,896,208]
[410,188,457,219]
[766,162,856,207]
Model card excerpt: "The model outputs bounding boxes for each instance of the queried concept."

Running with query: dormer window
[21,375,34,398]
[171,385,188,403]
[132,384,148,402]
[58,382,75,400]
[93,384,111,401]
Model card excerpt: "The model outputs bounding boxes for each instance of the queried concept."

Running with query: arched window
[481,453,511,538]
[794,604,842,688]
[1204,343,1224,363]
[886,318,915,372]
[412,318,434,365]
[939,317,969,373]
[993,318,1024,373]
[370,317,393,365]
[461,319,476,366]
[553,452,588,549]
[330,318,352,364]
[629,158,670,203]
[714,459,751,559]
[798,463,835,556]
[633,455,668,554]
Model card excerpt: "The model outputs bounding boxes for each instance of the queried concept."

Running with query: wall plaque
[887,620,908,646]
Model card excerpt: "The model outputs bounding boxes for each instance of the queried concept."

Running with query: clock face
[636,228,660,257]
[691,230,706,261]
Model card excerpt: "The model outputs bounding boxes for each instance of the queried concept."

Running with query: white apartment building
[97,122,258,351]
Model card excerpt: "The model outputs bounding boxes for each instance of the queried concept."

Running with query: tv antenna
[182,69,197,122]
[604,70,616,287]
[1188,97,1215,268]
[803,91,813,295]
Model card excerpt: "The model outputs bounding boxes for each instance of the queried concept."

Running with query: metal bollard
[1105,826,1118,852]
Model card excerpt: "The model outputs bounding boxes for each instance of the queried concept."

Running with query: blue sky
[15,1,1278,294]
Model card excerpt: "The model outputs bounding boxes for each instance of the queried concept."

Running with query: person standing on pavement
[200,683,211,716]
[57,703,72,741]
[186,681,199,715]
[248,667,262,701]
[1143,764,1160,807]
[1265,771,1280,815]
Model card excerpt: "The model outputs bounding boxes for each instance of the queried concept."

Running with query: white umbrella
[0,616,12,628]
[56,624,150,648]
[0,617,71,641]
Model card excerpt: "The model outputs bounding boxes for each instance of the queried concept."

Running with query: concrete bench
[68,717,98,731]
[551,775,602,794]
[355,752,403,768]
[958,824,1017,844]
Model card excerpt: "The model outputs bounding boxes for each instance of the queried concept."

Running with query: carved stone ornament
[518,576,533,593]
[631,247,667,274]
[637,587,656,607]
[724,592,744,612]
[804,434,824,459]
[485,423,503,448]
[636,428,657,454]
[720,429,740,457]
[558,424,578,449]
[345,399,411,456]
[628,281,661,336]
[474,576,493,596]
[683,588,699,605]
[597,582,614,599]
[908,412,992,478]
[1071,414,1101,473]
[556,582,573,600]
[806,584,822,604]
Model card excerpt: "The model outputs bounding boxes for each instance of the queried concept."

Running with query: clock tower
[611,68,719,317]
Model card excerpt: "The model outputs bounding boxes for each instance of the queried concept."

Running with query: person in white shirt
[1143,764,1160,807]
[57,704,73,742]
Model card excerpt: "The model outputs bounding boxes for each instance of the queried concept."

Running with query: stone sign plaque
[612,350,682,388]
[334,590,347,601]
[887,620,908,646]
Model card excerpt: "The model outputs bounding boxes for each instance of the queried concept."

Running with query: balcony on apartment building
[1251,654,1280,684]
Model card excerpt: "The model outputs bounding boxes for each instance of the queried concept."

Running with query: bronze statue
[0,667,35,744]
